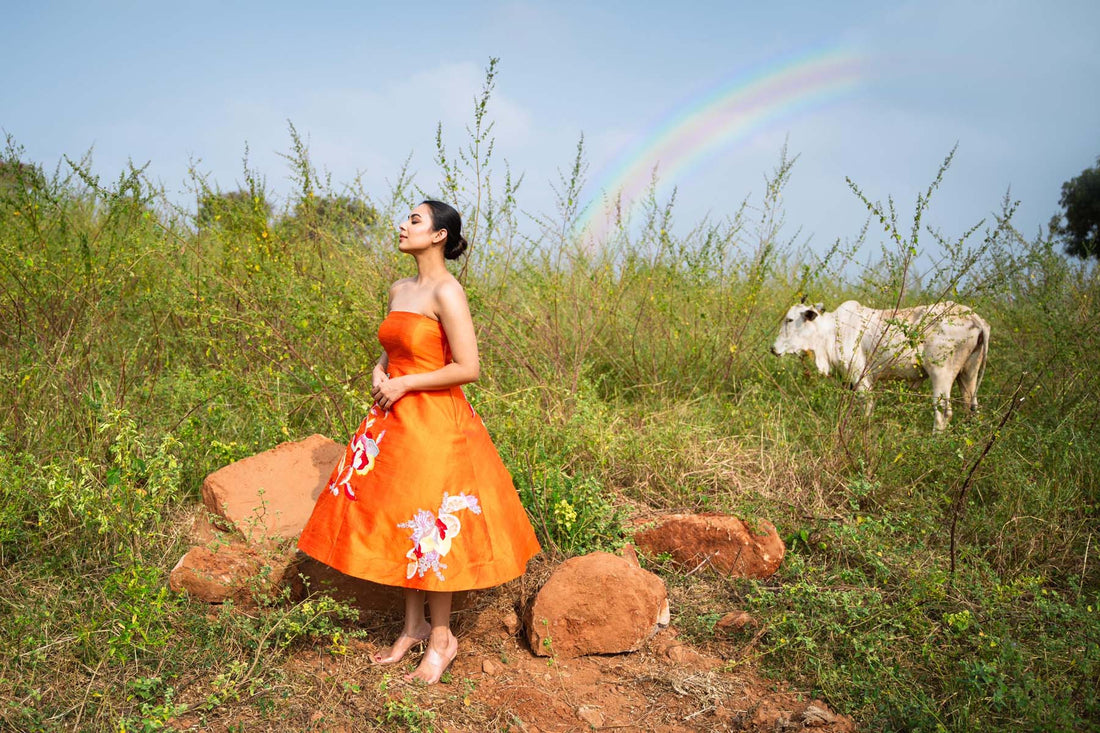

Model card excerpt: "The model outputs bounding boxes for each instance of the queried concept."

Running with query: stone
[482,659,502,676]
[502,610,521,636]
[576,706,605,728]
[169,544,263,603]
[664,643,698,664]
[201,434,344,544]
[715,610,756,633]
[525,552,667,659]
[802,703,839,727]
[633,514,785,579]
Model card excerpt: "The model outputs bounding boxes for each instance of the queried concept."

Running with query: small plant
[514,464,624,557]
[379,693,437,732]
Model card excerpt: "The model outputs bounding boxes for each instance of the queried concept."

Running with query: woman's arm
[371,284,398,390]
[370,280,479,410]
[372,352,389,389]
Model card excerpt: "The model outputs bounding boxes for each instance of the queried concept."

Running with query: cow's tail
[972,316,990,406]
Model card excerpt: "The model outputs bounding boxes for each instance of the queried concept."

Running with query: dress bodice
[379,311,452,377]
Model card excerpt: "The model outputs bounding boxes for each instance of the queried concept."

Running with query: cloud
[86,61,542,207]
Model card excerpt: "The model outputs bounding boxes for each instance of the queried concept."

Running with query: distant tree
[0,159,47,201]
[310,194,377,228]
[1051,157,1100,259]
[197,189,271,230]
[288,193,378,241]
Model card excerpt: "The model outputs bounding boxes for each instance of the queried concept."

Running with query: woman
[298,200,540,684]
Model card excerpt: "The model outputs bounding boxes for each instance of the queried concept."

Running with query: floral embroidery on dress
[328,407,386,501]
[398,492,482,581]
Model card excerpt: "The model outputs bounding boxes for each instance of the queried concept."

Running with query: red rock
[502,610,521,636]
[576,706,605,728]
[525,552,667,659]
[633,514,784,579]
[803,703,839,727]
[663,643,722,669]
[201,434,343,544]
[169,544,262,603]
[715,610,756,633]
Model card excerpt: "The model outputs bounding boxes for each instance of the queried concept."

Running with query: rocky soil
[166,436,855,732]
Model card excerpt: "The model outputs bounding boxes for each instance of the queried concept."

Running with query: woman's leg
[405,590,458,683]
[371,588,431,664]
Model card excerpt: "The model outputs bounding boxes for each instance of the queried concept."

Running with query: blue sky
[4,1,1099,266]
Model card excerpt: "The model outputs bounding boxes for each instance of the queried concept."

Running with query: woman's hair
[420,199,468,260]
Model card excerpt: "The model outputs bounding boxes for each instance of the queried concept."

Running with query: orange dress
[298,311,540,591]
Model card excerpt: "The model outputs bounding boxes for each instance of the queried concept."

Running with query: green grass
[1,100,1098,733]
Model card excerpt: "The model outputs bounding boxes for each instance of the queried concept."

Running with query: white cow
[771,300,990,430]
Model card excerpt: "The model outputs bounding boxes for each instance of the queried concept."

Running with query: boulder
[169,544,263,603]
[201,434,344,544]
[525,552,667,659]
[633,514,784,579]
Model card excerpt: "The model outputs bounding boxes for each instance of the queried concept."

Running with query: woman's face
[398,203,445,254]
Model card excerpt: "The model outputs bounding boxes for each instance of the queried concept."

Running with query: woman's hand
[371,375,408,411]
[371,363,389,391]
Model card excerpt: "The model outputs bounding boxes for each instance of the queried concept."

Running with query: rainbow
[577,48,867,242]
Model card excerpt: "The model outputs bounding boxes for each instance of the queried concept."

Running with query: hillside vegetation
[1,105,1098,732]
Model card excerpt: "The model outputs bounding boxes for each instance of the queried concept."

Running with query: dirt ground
[167,571,855,733]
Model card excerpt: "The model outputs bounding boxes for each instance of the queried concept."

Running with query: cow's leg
[853,378,874,417]
[956,370,979,414]
[930,371,954,431]
[958,354,982,414]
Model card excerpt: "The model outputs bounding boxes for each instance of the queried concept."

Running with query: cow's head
[771,302,826,357]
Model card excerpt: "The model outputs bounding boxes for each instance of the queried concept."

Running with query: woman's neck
[411,249,450,283]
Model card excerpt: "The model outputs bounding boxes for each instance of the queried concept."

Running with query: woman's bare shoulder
[388,277,417,296]
[433,276,467,305]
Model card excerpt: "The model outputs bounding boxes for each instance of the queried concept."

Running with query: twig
[949,375,1026,576]
[1081,534,1092,604]
[71,657,106,731]
[734,624,770,662]
[684,552,718,578]
[684,705,717,721]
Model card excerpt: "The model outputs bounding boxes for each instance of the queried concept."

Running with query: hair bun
[445,234,468,260]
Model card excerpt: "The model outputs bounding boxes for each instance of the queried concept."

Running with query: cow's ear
[804,309,818,321]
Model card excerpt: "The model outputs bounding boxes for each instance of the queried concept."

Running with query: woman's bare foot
[405,630,458,684]
[371,623,431,664]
